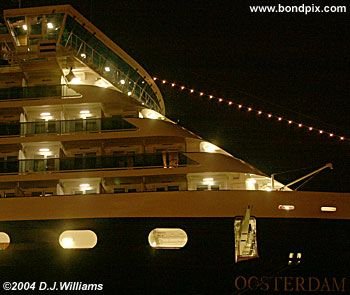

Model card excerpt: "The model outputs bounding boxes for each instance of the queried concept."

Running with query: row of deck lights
[153,77,347,142]
[22,22,55,31]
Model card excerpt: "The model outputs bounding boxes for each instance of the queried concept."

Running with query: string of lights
[153,77,348,143]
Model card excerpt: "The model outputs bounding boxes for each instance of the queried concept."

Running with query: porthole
[59,230,97,249]
[321,206,337,212]
[148,228,188,249]
[0,232,10,250]
[278,204,295,211]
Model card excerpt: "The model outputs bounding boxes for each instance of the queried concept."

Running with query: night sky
[2,0,349,191]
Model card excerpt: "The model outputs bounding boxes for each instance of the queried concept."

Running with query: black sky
[2,0,349,191]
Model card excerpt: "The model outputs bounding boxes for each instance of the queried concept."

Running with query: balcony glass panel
[0,85,79,101]
[3,153,196,174]
[9,117,136,137]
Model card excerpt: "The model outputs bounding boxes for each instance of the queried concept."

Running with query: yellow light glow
[80,53,86,59]
[70,77,81,84]
[202,177,214,186]
[298,123,302,127]
[39,148,50,152]
[120,79,125,85]
[61,237,74,248]
[22,24,28,31]
[201,142,218,153]
[40,112,51,117]
[38,148,52,157]
[288,120,292,124]
[127,91,132,96]
[47,22,54,29]
[104,66,111,72]
[141,109,164,120]
[246,178,257,190]
[79,183,92,191]
[80,111,92,119]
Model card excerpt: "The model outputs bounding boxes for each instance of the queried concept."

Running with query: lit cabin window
[321,206,337,212]
[278,205,295,211]
[148,228,188,249]
[0,232,10,250]
[288,252,302,265]
[59,230,97,249]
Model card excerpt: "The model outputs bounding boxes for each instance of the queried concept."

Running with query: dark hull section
[0,218,349,294]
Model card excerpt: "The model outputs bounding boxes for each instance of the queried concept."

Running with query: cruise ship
[0,5,349,294]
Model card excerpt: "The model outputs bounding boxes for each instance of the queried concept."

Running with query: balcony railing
[0,84,79,101]
[0,117,136,137]
[62,30,162,113]
[0,153,196,174]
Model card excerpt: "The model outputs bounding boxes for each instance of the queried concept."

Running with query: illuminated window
[0,232,10,250]
[288,252,302,265]
[148,228,188,249]
[321,206,337,212]
[278,205,295,211]
[59,230,97,249]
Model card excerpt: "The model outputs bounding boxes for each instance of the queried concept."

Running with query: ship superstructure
[0,5,279,201]
[0,5,349,294]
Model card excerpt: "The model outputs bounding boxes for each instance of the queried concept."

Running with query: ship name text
[234,276,348,293]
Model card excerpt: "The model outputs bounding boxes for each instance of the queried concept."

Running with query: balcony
[0,85,79,101]
[0,153,196,174]
[0,117,136,137]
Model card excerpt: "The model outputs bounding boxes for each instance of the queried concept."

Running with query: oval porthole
[148,228,188,249]
[0,232,10,250]
[278,204,295,211]
[59,230,97,249]
[321,206,337,212]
